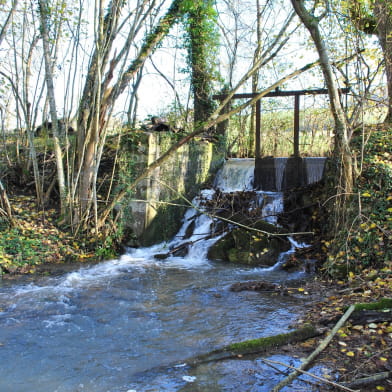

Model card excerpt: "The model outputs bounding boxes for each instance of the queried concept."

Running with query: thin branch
[262,358,358,392]
[271,304,357,392]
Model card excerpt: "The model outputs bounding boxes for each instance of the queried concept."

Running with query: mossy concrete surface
[119,131,225,245]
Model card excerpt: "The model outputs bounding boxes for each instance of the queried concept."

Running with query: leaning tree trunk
[291,0,353,184]
[291,0,353,232]
[373,0,392,123]
[73,0,185,231]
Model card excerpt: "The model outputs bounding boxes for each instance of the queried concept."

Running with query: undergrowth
[323,124,392,277]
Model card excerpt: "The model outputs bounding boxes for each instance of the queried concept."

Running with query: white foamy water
[214,158,255,192]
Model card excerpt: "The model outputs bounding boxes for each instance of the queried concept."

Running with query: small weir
[0,158,327,392]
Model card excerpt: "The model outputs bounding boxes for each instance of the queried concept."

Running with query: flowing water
[0,160,327,392]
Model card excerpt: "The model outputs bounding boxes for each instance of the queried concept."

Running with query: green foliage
[0,228,43,271]
[181,0,220,121]
[324,125,392,276]
[342,0,378,35]
[94,227,122,260]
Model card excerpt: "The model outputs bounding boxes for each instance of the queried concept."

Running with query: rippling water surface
[0,162,324,391]
[0,244,312,392]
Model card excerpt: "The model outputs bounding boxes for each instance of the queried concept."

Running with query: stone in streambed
[207,220,290,266]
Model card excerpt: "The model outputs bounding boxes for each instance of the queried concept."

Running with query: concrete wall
[119,131,224,246]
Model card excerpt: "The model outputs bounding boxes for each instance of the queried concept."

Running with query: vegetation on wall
[181,0,220,126]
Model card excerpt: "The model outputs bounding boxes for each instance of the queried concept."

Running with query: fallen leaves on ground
[292,272,392,391]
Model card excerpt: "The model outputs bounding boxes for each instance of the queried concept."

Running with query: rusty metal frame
[213,88,350,157]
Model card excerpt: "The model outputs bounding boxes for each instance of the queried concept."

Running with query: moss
[208,223,291,266]
[227,324,318,354]
[351,298,392,312]
[139,200,186,246]
[188,324,320,365]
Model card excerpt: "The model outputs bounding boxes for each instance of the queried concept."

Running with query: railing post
[255,99,261,158]
[294,94,300,157]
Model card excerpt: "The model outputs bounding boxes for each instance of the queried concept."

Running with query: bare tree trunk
[73,0,184,230]
[0,0,18,46]
[291,0,353,200]
[38,0,67,216]
[250,0,262,156]
[0,180,16,227]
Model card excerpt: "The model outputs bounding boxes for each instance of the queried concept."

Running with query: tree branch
[271,304,357,392]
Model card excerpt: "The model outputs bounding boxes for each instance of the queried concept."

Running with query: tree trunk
[38,0,68,216]
[373,0,392,123]
[186,0,217,127]
[249,0,262,156]
[0,180,16,227]
[291,0,353,202]
[0,0,19,46]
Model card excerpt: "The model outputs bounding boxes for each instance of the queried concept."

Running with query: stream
[0,159,331,391]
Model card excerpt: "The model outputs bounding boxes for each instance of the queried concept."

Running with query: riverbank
[0,195,104,275]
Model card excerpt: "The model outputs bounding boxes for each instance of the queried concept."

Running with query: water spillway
[254,156,326,191]
[0,159,320,392]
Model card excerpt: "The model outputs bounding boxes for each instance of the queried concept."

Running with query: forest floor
[287,273,392,391]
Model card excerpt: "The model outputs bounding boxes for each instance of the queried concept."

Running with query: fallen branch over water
[271,298,392,391]
[271,304,357,391]
[261,358,358,392]
[186,324,322,366]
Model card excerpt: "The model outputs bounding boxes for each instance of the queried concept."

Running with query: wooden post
[255,100,261,158]
[294,94,300,157]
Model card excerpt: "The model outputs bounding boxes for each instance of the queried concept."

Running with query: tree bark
[0,0,19,46]
[0,180,16,227]
[373,0,392,123]
[38,0,67,216]
[250,0,262,155]
[291,0,353,234]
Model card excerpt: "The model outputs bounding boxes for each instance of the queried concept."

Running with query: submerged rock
[230,280,282,292]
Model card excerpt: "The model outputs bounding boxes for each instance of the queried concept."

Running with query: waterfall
[156,159,286,259]
[0,158,316,392]
[213,158,255,192]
